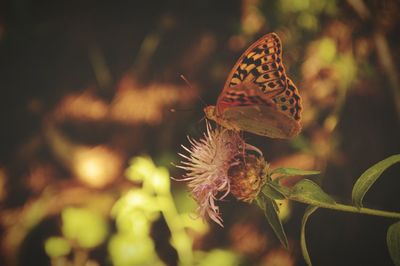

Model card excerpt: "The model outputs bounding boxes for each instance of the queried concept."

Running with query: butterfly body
[205,32,302,139]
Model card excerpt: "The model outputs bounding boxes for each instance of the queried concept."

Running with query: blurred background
[0,0,399,265]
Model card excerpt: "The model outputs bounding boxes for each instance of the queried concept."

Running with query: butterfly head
[204,105,226,126]
[204,105,239,131]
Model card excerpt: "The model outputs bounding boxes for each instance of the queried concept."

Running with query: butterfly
[204,32,302,139]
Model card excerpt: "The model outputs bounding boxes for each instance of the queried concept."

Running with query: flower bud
[229,155,266,202]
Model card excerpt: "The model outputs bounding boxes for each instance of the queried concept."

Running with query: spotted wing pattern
[215,82,274,111]
[272,77,302,121]
[205,32,303,138]
[224,33,287,94]
[216,33,302,122]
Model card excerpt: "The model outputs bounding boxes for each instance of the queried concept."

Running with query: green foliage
[125,156,157,182]
[150,166,171,195]
[61,207,108,248]
[114,209,152,237]
[111,190,160,221]
[44,237,71,258]
[352,154,400,208]
[270,167,320,180]
[113,156,219,265]
[125,156,171,195]
[266,156,400,266]
[259,167,325,251]
[257,194,289,249]
[387,222,400,266]
[289,179,336,205]
[108,234,159,266]
[300,206,318,266]
[111,156,188,265]
[262,183,287,200]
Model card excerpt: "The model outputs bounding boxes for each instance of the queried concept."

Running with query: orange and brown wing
[208,32,303,138]
[272,77,302,121]
[217,33,302,121]
[223,32,288,94]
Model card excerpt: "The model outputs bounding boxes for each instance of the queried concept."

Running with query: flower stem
[289,196,400,220]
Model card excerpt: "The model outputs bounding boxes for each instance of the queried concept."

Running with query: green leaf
[290,179,336,205]
[262,183,287,200]
[352,154,400,208]
[301,206,318,266]
[387,221,400,266]
[257,195,289,249]
[270,167,320,177]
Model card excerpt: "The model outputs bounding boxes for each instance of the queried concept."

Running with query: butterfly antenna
[169,108,193,112]
[197,116,206,124]
[180,74,208,107]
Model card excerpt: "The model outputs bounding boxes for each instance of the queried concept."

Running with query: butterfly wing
[222,104,301,139]
[220,83,301,138]
[216,33,287,112]
[211,32,302,138]
[272,77,302,121]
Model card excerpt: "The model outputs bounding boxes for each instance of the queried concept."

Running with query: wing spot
[250,68,260,76]
[238,98,247,104]
[253,47,263,54]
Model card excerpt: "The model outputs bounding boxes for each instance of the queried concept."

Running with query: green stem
[289,196,400,220]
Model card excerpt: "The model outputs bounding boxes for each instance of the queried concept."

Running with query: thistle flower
[176,122,265,226]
